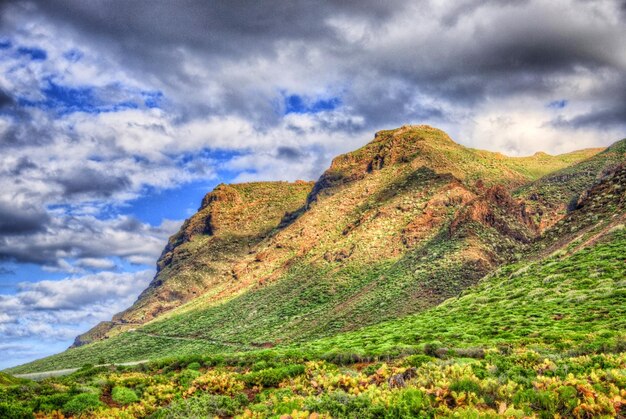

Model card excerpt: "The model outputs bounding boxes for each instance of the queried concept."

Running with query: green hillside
[515,138,625,230]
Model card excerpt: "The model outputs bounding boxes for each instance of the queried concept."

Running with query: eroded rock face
[450,185,538,244]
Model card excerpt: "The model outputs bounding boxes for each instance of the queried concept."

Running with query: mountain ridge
[39,126,620,365]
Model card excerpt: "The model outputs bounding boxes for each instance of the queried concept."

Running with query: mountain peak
[308,125,461,203]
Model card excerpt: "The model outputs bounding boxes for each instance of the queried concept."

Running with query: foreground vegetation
[2,348,624,418]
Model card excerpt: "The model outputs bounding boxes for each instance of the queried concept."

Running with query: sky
[0,0,624,370]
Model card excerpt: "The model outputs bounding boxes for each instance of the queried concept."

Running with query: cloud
[54,167,131,198]
[1,1,623,269]
[0,215,181,267]
[0,269,153,367]
[0,89,13,107]
[0,269,153,335]
[0,202,49,235]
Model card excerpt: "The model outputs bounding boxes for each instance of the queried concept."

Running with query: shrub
[449,379,483,396]
[361,363,383,376]
[31,393,71,413]
[251,360,271,371]
[111,386,139,405]
[242,364,305,388]
[453,347,485,359]
[62,393,103,416]
[0,402,33,419]
[403,354,435,368]
[153,394,246,418]
[186,362,201,371]
[387,388,431,418]
[306,391,386,418]
[188,370,244,396]
[423,342,442,357]
[513,389,557,416]
[178,369,201,389]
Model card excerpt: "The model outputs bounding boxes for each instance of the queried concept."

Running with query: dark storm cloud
[0,203,49,235]
[30,0,402,49]
[438,0,531,27]
[9,156,37,176]
[0,90,14,108]
[557,104,626,129]
[276,146,304,161]
[0,110,58,149]
[55,167,131,197]
[4,0,624,133]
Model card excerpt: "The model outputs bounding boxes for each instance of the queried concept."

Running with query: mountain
[5,127,625,419]
[72,125,603,349]
[9,125,621,374]
[298,162,626,357]
[515,139,626,230]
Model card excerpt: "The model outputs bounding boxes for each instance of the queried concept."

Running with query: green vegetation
[63,393,103,416]
[112,386,139,405]
[515,138,625,228]
[0,372,26,387]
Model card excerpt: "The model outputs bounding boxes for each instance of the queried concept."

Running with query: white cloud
[0,269,154,366]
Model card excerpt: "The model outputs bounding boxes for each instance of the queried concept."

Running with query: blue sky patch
[43,81,96,111]
[284,94,341,114]
[0,39,11,49]
[19,80,145,115]
[126,180,220,225]
[143,90,164,108]
[17,46,47,60]
[63,48,83,62]
[548,99,568,109]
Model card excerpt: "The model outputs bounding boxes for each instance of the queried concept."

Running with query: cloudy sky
[0,0,625,369]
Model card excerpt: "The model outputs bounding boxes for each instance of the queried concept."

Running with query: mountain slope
[299,163,626,357]
[73,181,314,346]
[9,126,620,374]
[88,127,573,343]
[515,138,625,230]
[6,220,625,417]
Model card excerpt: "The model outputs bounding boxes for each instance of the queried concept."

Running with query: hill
[76,126,602,347]
[0,372,24,387]
[9,126,620,375]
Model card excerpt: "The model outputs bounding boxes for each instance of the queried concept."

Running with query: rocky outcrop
[450,185,538,243]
